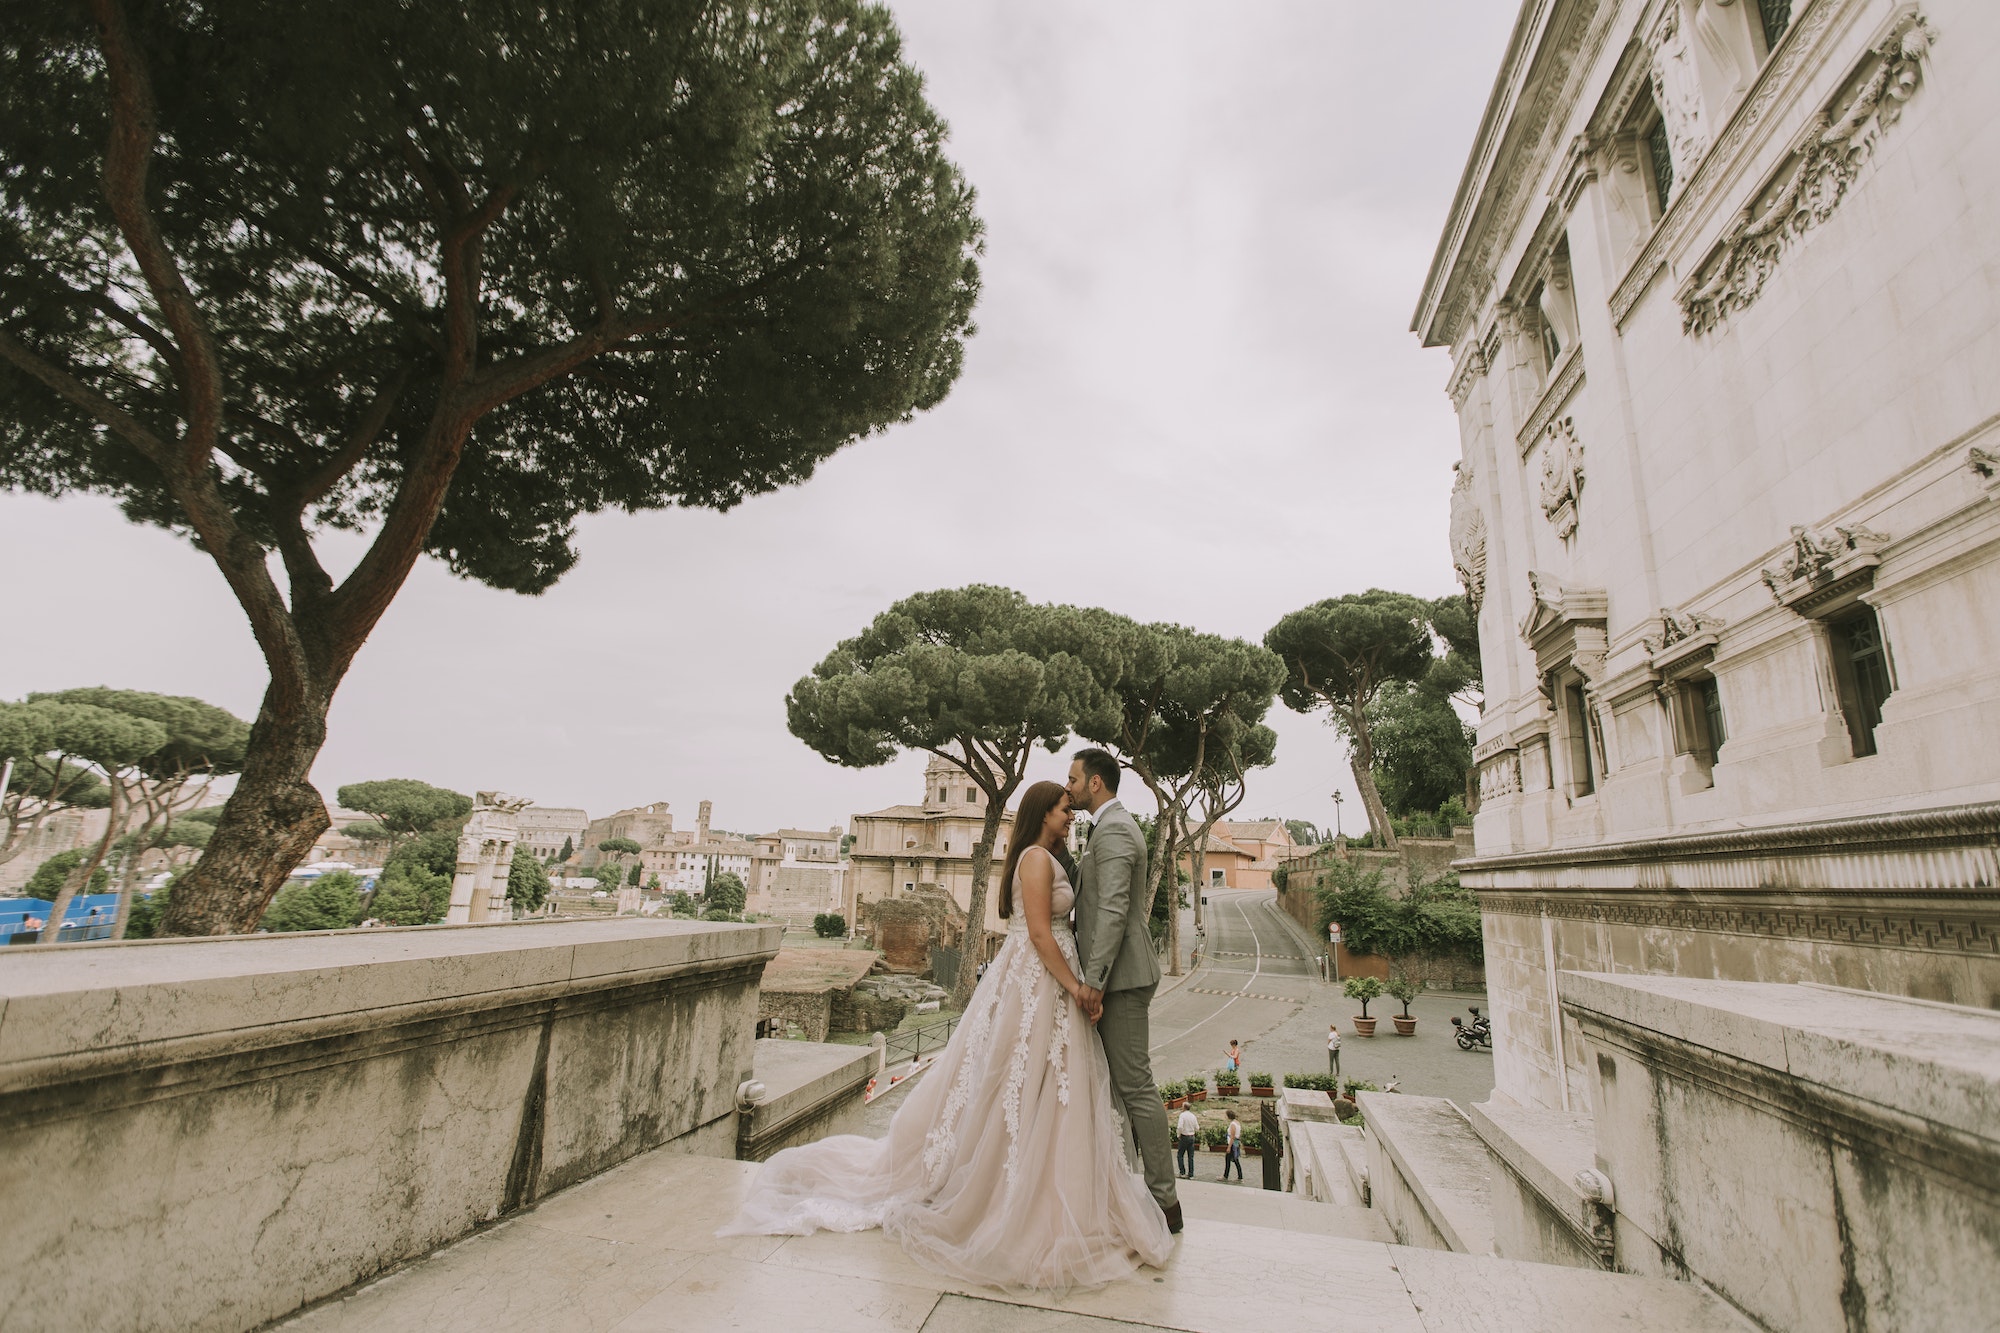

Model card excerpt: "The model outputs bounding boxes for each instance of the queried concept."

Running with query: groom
[1067,748,1182,1234]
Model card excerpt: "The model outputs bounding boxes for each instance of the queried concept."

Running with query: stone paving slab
[276,1143,1752,1333]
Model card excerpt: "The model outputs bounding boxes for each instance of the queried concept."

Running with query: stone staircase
[276,1146,1753,1332]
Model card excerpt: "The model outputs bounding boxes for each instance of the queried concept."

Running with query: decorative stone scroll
[1538,418,1587,541]
[1648,1,1710,184]
[1759,522,1889,614]
[1681,9,1938,336]
[1449,460,1488,611]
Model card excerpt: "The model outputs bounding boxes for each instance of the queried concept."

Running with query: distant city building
[846,755,1015,935]
[747,826,848,926]
[516,805,589,864]
[1178,819,1302,891]
[582,801,676,867]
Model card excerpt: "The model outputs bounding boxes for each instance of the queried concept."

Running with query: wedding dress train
[719,850,1173,1291]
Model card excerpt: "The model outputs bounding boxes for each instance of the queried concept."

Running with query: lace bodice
[1007,846,1074,932]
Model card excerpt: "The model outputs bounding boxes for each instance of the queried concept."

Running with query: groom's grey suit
[1073,799,1177,1211]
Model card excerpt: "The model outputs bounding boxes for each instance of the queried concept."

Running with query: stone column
[446,793,530,924]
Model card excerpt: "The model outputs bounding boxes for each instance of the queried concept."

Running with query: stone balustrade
[0,917,778,1332]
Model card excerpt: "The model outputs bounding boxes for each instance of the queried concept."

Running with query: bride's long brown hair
[996,780,1069,920]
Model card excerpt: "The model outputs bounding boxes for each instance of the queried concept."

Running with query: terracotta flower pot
[1391,1015,1417,1036]
[1167,1096,1188,1111]
[1351,1016,1378,1037]
[1249,1085,1275,1097]
[1187,1088,1207,1102]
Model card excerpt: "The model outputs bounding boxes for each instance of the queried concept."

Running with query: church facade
[1416,0,1999,1112]
[846,755,1020,937]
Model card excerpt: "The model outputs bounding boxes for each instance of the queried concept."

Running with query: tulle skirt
[718,925,1173,1292]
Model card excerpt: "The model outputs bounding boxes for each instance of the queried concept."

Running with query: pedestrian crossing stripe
[1188,987,1300,1003]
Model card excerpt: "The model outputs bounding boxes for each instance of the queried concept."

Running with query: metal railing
[882,1012,960,1064]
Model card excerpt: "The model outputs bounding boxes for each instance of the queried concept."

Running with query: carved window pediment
[1761,523,1888,617]
[1520,572,1609,684]
[1643,606,1727,679]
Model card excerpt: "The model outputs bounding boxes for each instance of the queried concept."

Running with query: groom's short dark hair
[1074,748,1121,794]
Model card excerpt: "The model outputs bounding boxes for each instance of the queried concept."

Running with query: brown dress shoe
[1162,1201,1183,1234]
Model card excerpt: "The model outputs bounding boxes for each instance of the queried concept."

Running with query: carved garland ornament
[1448,460,1489,611]
[1681,10,1938,336]
[1538,417,1586,541]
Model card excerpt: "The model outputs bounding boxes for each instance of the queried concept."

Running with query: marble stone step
[1176,1177,1392,1241]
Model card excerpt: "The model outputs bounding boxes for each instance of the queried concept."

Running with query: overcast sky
[0,1,1516,838]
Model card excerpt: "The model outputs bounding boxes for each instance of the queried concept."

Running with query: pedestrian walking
[1176,1106,1200,1179]
[1222,1110,1243,1182]
[1224,1039,1241,1073]
[1328,1022,1342,1089]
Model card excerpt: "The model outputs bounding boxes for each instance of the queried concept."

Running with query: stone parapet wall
[0,917,777,1332]
[1464,800,2000,1109]
[1562,971,2000,1333]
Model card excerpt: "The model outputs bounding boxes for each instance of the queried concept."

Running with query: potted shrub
[1164,1079,1189,1111]
[1343,976,1385,1036]
[1241,1124,1264,1156]
[1203,1123,1229,1153]
[1185,1073,1208,1103]
[1248,1072,1275,1098]
[1387,976,1420,1036]
[1215,1068,1241,1097]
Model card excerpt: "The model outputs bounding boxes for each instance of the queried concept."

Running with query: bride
[719,779,1173,1290]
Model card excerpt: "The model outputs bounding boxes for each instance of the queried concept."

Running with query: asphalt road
[862,888,1494,1137]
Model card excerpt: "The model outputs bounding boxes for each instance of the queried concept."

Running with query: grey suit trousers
[1097,983,1177,1211]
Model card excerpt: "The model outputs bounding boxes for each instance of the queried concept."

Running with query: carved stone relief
[1760,522,1889,608]
[1648,2,1710,182]
[1681,11,1938,335]
[1970,445,2000,501]
[1449,460,1489,611]
[1641,606,1726,656]
[1538,417,1587,541]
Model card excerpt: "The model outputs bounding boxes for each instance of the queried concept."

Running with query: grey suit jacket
[1073,802,1161,994]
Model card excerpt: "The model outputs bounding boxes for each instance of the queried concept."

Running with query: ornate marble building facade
[1416,0,1999,1111]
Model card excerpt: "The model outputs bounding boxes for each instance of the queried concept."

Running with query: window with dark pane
[1647,117,1674,209]
[1565,681,1596,797]
[1698,677,1727,754]
[1829,606,1894,758]
[1756,0,1792,51]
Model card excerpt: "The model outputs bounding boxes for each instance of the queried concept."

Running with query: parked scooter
[1451,1013,1492,1051]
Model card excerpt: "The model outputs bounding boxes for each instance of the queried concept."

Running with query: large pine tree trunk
[161,676,333,935]
[1347,709,1399,851]
[953,795,1009,1007]
[37,774,127,945]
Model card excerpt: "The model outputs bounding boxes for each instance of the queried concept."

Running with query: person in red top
[1224,1039,1241,1073]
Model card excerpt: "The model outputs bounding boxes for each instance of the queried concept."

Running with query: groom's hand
[1077,984,1103,1024]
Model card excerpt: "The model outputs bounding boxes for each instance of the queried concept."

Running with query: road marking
[1188,987,1298,1004]
[1152,894,1264,1055]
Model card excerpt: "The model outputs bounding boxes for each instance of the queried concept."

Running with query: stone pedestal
[735,1038,878,1162]
[0,917,778,1332]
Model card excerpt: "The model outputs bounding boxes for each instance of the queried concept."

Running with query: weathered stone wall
[1564,972,2000,1333]
[860,890,962,974]
[756,988,834,1042]
[0,918,776,1333]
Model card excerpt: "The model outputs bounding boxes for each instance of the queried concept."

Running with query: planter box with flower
[1184,1073,1208,1103]
[1247,1072,1275,1097]
[1214,1069,1241,1097]
[1162,1079,1188,1110]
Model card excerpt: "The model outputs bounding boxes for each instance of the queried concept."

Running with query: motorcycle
[1451,1014,1492,1051]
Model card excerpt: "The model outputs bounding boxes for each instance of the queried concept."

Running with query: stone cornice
[1458,799,2000,876]
[1609,0,1857,327]
[1518,347,1587,454]
[1414,0,1621,347]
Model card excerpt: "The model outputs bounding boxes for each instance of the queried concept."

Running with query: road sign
[1328,923,1342,944]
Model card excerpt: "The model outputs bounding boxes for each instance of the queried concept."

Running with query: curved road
[1147,888,1315,1078]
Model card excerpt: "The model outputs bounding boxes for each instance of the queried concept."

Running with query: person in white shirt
[1328,1022,1343,1089]
[1222,1110,1243,1182]
[1175,1106,1201,1179]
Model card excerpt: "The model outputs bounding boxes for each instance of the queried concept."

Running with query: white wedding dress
[719,847,1173,1291]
